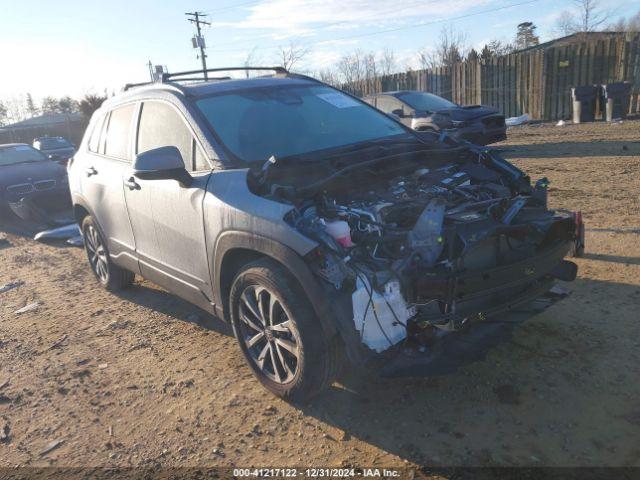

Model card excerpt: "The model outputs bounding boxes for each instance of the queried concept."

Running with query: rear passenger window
[137,101,193,170]
[104,104,136,160]
[88,114,105,153]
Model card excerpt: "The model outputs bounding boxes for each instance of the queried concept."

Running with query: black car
[0,143,70,219]
[363,91,507,145]
[33,136,76,165]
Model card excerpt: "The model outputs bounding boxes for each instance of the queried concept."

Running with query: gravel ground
[1,120,639,474]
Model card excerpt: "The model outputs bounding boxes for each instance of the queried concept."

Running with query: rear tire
[229,258,342,402]
[82,216,134,291]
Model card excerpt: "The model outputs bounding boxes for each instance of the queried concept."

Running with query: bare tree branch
[276,41,310,71]
[243,46,261,78]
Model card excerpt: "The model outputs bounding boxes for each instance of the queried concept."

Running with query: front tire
[229,258,341,402]
[82,216,134,291]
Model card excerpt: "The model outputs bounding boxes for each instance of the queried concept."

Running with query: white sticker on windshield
[317,92,360,109]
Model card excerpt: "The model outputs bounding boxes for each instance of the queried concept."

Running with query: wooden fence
[343,33,640,121]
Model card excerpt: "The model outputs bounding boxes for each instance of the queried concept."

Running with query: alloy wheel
[238,285,300,384]
[85,224,109,283]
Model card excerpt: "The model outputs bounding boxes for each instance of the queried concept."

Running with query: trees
[78,93,107,118]
[555,0,611,35]
[608,9,640,32]
[26,93,38,117]
[41,96,79,114]
[243,47,261,78]
[480,39,515,60]
[378,48,396,77]
[0,101,8,127]
[276,41,310,71]
[417,26,467,69]
[515,22,540,50]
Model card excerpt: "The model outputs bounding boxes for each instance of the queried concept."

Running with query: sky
[0,0,637,102]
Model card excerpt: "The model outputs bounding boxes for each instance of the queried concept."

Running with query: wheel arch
[71,195,96,226]
[213,231,337,339]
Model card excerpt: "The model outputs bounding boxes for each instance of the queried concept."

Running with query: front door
[123,100,213,311]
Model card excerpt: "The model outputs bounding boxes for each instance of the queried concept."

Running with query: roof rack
[161,66,288,82]
[122,66,289,92]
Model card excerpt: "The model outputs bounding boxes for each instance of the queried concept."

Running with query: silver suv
[69,67,581,401]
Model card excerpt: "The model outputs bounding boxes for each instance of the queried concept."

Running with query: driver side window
[137,101,206,172]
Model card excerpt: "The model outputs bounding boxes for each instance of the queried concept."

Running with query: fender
[71,193,97,225]
[212,230,338,338]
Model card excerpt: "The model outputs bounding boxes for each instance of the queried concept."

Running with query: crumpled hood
[0,161,66,190]
[435,105,500,121]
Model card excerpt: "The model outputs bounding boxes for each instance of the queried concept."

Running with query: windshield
[397,92,456,112]
[196,84,407,162]
[0,145,48,166]
[35,137,72,150]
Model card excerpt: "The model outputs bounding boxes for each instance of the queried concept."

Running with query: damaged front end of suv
[248,136,581,376]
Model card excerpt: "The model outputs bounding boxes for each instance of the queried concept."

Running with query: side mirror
[133,146,192,186]
[391,108,405,117]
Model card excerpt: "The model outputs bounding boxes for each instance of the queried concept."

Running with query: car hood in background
[433,105,501,121]
[40,147,76,157]
[0,161,66,188]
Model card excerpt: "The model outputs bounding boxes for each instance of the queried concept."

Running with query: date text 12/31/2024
[233,468,402,477]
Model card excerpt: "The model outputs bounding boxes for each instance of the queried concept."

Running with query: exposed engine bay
[250,139,580,356]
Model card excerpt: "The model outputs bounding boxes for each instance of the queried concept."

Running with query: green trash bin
[601,82,631,122]
[571,85,598,123]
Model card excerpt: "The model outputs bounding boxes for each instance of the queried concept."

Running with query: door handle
[86,166,98,177]
[124,177,140,191]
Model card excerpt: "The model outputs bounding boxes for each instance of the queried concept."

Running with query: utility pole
[185,11,211,80]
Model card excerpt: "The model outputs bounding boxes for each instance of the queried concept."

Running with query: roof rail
[122,81,154,91]
[161,66,288,82]
[122,67,289,93]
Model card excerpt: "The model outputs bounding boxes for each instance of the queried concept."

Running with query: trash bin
[571,85,598,123]
[601,82,632,122]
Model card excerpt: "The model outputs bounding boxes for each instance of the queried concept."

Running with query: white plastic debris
[34,224,81,242]
[505,113,530,127]
[15,302,41,314]
[352,277,414,353]
[556,120,566,126]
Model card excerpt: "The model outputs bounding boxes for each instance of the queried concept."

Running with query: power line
[186,11,212,79]
[207,0,541,54]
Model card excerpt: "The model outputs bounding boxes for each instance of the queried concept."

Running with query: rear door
[124,100,213,310]
[81,104,139,273]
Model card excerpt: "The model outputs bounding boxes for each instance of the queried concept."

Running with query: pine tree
[26,93,38,117]
[515,22,540,50]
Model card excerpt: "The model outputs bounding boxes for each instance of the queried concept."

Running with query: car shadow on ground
[114,282,233,337]
[500,140,640,159]
[582,253,640,266]
[293,277,640,467]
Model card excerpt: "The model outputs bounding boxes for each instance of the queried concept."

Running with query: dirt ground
[1,120,639,473]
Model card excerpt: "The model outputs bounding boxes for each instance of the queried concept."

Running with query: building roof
[517,31,630,53]
[0,112,83,130]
